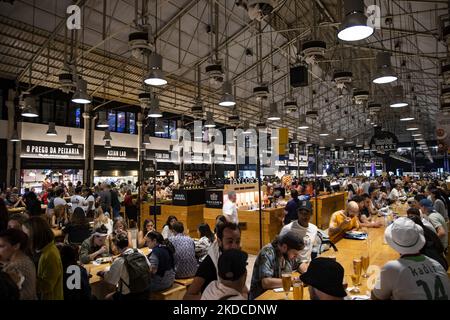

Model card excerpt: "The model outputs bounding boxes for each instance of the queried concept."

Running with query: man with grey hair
[223,191,238,224]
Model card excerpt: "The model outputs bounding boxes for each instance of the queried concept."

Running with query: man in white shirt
[279,200,317,273]
[388,184,406,202]
[371,217,450,300]
[70,187,86,214]
[223,191,238,224]
[53,188,67,207]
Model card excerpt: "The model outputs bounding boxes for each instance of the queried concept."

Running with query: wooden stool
[149,283,186,300]
[174,278,194,287]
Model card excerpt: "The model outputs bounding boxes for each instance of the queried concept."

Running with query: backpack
[119,250,151,294]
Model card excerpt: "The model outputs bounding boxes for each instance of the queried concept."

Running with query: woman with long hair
[22,217,63,300]
[161,215,177,239]
[137,219,155,248]
[145,231,175,292]
[63,207,91,245]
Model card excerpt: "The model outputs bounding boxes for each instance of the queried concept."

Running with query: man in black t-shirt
[183,221,241,300]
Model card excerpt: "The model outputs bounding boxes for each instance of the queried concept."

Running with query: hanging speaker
[290,65,308,87]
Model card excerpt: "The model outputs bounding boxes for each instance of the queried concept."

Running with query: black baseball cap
[300,257,347,298]
[298,200,312,213]
[218,249,248,281]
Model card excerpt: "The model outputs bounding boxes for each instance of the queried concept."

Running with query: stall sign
[205,190,224,208]
[21,140,84,159]
[94,146,138,161]
[369,130,398,152]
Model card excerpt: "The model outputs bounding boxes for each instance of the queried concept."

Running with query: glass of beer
[361,255,370,278]
[352,258,362,285]
[349,274,361,293]
[293,281,303,300]
[281,273,292,300]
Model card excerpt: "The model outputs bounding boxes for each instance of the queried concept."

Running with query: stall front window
[117,111,126,133]
[21,169,84,194]
[108,110,116,131]
[128,112,136,134]
[55,100,67,126]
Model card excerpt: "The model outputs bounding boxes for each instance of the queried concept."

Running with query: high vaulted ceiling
[0,0,447,145]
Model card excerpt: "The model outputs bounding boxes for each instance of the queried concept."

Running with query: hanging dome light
[144,53,167,86]
[46,122,58,136]
[65,134,74,146]
[72,77,92,104]
[319,123,329,136]
[155,119,166,134]
[364,140,370,150]
[411,132,422,137]
[104,140,112,149]
[319,140,326,149]
[204,111,216,128]
[399,106,415,121]
[267,103,281,121]
[298,115,309,130]
[219,81,236,107]
[330,143,336,152]
[373,52,397,84]
[305,137,313,147]
[292,133,299,144]
[10,129,20,142]
[337,0,374,42]
[103,129,112,141]
[97,112,109,128]
[21,96,39,118]
[335,129,345,141]
[406,121,419,131]
[147,96,163,118]
[143,134,151,145]
[355,137,363,147]
[390,85,408,108]
[242,120,252,135]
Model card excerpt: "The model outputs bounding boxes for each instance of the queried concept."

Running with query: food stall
[203,183,284,254]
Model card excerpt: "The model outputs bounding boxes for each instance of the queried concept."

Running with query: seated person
[169,222,198,279]
[371,217,450,300]
[145,231,176,292]
[328,201,360,238]
[201,249,248,300]
[137,219,155,248]
[183,221,241,300]
[300,257,347,300]
[353,195,383,228]
[279,200,317,273]
[7,213,28,230]
[109,218,133,255]
[99,233,151,300]
[79,225,110,264]
[62,207,91,245]
[58,244,91,300]
[194,223,214,263]
[406,207,436,233]
[249,232,304,300]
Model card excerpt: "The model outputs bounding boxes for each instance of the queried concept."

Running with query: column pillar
[6,89,20,187]
[83,105,94,186]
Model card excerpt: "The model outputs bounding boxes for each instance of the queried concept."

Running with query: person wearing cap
[280,199,317,273]
[222,191,238,224]
[79,225,110,264]
[328,201,360,238]
[283,189,300,225]
[300,257,347,300]
[419,199,448,250]
[249,232,304,300]
[201,249,248,300]
[371,217,450,300]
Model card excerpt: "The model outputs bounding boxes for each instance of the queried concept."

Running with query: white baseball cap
[384,217,425,255]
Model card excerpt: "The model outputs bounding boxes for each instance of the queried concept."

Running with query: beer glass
[361,255,370,278]
[352,258,362,285]
[349,274,361,293]
[293,281,303,300]
[281,273,292,300]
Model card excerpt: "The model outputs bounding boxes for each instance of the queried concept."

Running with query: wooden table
[83,247,150,299]
[7,207,26,214]
[256,217,399,300]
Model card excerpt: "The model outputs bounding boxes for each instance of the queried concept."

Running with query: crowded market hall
[0,0,450,304]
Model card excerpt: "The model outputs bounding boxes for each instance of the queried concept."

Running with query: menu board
[21,140,84,159]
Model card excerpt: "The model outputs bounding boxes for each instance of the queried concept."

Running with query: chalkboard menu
[172,189,206,206]
[205,189,224,209]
